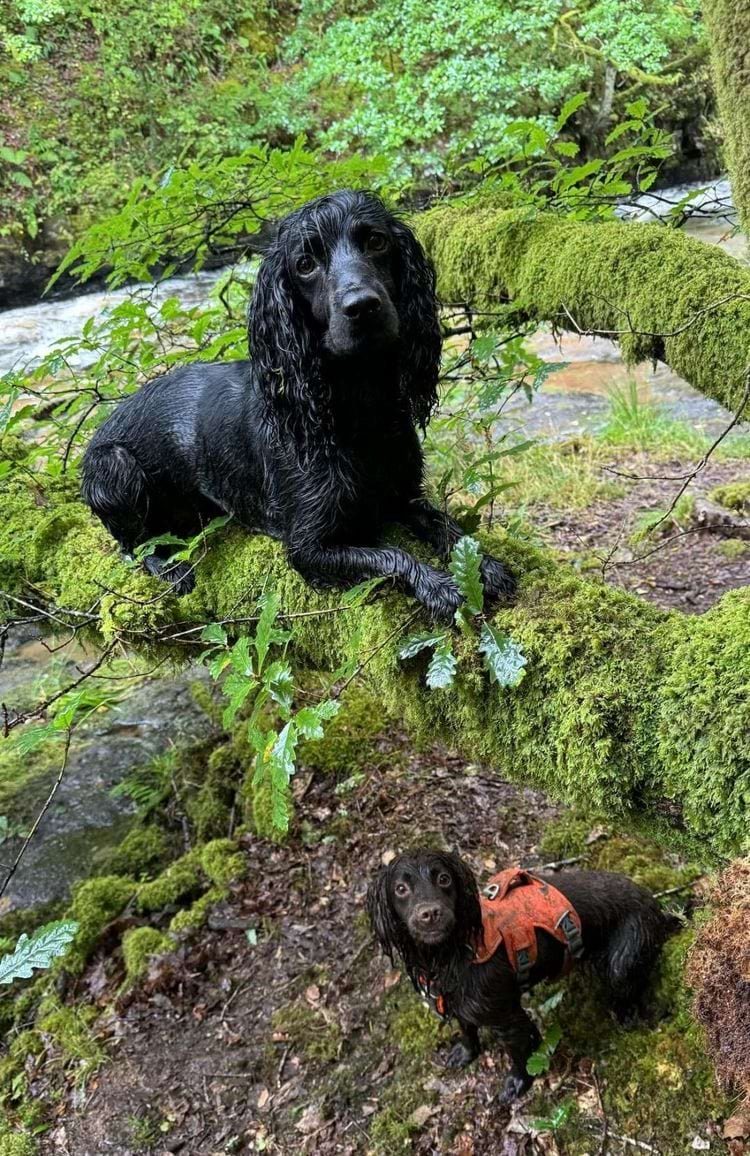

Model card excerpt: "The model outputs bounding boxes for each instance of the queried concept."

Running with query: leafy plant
[0,920,78,984]
[199,593,340,839]
[398,537,526,691]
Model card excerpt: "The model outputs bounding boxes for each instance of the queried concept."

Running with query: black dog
[367,849,679,1103]
[81,190,514,620]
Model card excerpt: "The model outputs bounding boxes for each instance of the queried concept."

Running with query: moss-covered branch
[2,461,749,859]
[415,206,750,414]
[703,0,750,234]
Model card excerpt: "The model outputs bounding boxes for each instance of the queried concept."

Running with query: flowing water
[0,180,746,912]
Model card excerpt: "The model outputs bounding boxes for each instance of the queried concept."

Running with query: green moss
[369,1072,438,1154]
[271,1001,343,1063]
[704,0,750,232]
[199,839,244,885]
[66,875,135,974]
[121,927,173,984]
[0,1134,37,1156]
[136,850,202,912]
[568,933,725,1151]
[106,826,170,877]
[298,684,392,774]
[717,538,749,559]
[387,1001,446,1059]
[169,886,225,934]
[37,1001,106,1076]
[186,744,238,841]
[708,481,750,511]
[415,205,750,415]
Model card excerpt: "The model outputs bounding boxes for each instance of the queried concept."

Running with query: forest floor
[24,443,750,1156]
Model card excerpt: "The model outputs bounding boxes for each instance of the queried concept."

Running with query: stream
[0,179,747,914]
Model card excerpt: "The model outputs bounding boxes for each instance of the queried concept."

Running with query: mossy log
[703,0,750,234]
[3,206,750,858]
[415,206,750,414]
[1,461,749,859]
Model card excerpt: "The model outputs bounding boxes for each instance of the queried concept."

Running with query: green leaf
[478,624,527,687]
[449,536,484,616]
[426,639,457,689]
[253,592,290,675]
[398,631,447,661]
[0,921,79,984]
[221,670,256,728]
[200,623,228,647]
[555,92,588,131]
[266,660,294,716]
[340,576,386,607]
[526,1022,562,1076]
[295,699,340,740]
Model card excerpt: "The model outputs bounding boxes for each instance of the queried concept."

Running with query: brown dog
[367,849,679,1102]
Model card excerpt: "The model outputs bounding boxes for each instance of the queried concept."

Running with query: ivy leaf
[426,639,457,689]
[449,536,483,616]
[0,921,79,984]
[479,624,527,687]
[398,631,447,661]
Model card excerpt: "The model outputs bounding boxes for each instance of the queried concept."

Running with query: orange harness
[420,868,584,1017]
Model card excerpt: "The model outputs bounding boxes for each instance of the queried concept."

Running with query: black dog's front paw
[498,1071,533,1106]
[445,1040,480,1069]
[480,555,516,602]
[415,570,463,622]
[143,556,196,596]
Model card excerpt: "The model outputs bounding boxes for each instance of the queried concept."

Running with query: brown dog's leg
[445,1020,480,1068]
[491,1002,541,1104]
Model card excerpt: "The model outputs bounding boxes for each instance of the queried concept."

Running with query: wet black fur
[81,190,515,619]
[367,849,679,1104]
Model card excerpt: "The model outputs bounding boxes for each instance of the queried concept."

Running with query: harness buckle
[484,882,500,900]
[556,911,584,959]
[516,946,532,991]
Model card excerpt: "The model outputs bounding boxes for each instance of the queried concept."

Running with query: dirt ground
[529,451,750,613]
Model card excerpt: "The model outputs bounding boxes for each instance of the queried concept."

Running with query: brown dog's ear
[366,867,401,962]
[440,850,483,946]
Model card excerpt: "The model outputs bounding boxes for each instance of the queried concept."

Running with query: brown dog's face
[387,853,459,946]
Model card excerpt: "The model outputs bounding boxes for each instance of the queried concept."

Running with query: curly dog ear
[390,217,442,430]
[248,237,327,448]
[438,851,484,950]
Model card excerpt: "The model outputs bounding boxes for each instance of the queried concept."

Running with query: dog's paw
[497,1071,533,1106]
[444,1040,479,1069]
[415,570,463,622]
[143,556,196,596]
[480,555,516,603]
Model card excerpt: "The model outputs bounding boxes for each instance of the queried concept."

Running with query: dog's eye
[366,231,388,253]
[437,873,452,888]
[296,254,317,276]
[394,882,410,898]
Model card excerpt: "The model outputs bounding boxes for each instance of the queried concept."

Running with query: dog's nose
[416,903,442,925]
[341,289,382,319]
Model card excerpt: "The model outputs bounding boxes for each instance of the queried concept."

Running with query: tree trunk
[703,0,750,233]
[414,206,750,416]
[2,463,748,860]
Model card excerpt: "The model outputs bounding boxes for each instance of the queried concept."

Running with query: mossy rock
[136,850,202,913]
[121,927,173,984]
[106,825,171,878]
[708,481,750,512]
[65,875,136,974]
